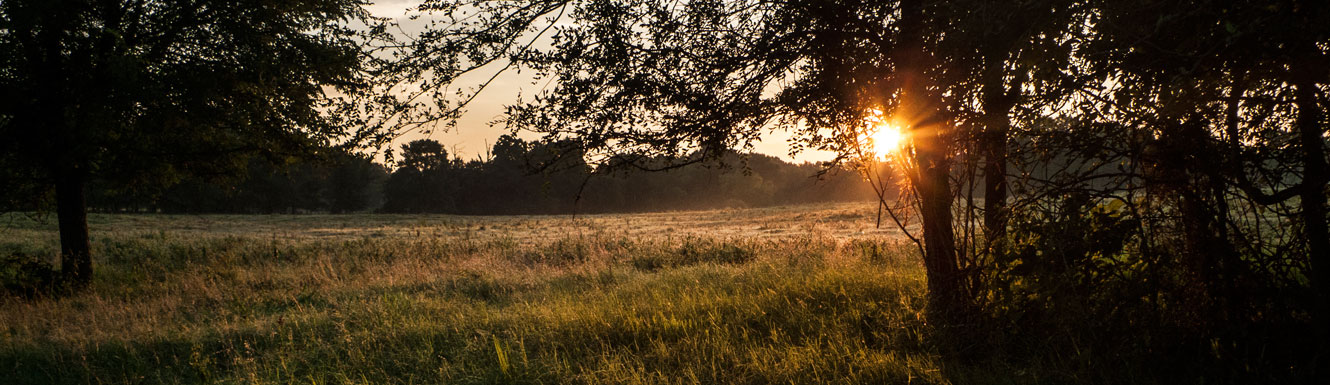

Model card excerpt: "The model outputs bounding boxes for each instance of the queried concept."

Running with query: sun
[858,110,908,161]
[871,123,905,157]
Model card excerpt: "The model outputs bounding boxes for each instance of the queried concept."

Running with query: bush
[1,252,59,298]
[978,193,1316,383]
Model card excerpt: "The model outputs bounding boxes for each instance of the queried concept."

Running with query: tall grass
[0,207,1261,384]
[1,209,960,384]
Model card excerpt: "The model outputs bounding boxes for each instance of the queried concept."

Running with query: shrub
[1,252,59,298]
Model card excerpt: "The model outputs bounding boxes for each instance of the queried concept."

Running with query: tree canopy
[0,0,389,284]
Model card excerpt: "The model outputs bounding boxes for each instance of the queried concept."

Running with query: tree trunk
[1294,70,1329,375]
[980,68,1012,245]
[56,170,93,287]
[898,0,970,321]
[916,144,967,318]
[1172,120,1238,320]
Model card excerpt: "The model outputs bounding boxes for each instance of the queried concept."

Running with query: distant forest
[80,135,877,215]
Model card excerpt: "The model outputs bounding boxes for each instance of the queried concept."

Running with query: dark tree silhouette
[382,0,1328,377]
[1082,0,1330,372]
[390,0,1028,322]
[375,136,874,215]
[82,149,385,215]
[326,152,388,214]
[382,139,460,213]
[0,0,386,286]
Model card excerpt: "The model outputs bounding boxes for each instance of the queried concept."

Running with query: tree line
[83,151,388,214]
[69,136,877,215]
[382,136,876,214]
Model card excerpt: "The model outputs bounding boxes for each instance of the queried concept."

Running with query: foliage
[0,0,384,188]
[69,135,876,215]
[0,0,394,284]
[976,193,1316,382]
[385,0,1329,379]
[84,150,389,214]
[378,137,879,214]
[0,252,58,298]
[987,194,1143,318]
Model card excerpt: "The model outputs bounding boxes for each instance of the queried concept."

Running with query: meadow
[0,203,1161,384]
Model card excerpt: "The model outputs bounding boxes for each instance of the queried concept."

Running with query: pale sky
[365,1,832,164]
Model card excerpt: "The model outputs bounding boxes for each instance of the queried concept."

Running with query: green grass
[0,205,1186,384]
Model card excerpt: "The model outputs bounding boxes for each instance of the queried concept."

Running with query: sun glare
[871,123,905,157]
[858,110,908,161]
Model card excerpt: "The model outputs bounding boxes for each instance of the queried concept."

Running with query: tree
[398,139,452,172]
[326,152,388,214]
[373,0,1328,371]
[382,139,460,213]
[1081,0,1330,370]
[927,0,1086,248]
[390,0,1002,320]
[0,0,384,286]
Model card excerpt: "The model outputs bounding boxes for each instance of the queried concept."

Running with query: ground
[0,203,1031,384]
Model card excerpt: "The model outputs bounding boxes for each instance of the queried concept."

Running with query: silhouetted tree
[382,139,460,213]
[395,0,989,321]
[107,149,388,214]
[374,135,876,215]
[0,0,386,285]
[326,153,388,214]
[381,0,1328,377]
[1080,0,1330,372]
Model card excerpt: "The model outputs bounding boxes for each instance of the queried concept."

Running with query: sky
[364,0,834,164]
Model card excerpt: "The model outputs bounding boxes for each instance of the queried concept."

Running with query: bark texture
[898,0,970,321]
[56,170,92,286]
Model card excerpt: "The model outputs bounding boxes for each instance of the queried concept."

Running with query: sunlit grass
[0,204,1177,384]
[0,204,942,384]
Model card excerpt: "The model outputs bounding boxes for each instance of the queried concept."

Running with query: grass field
[0,203,1125,384]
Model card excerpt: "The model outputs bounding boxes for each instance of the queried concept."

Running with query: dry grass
[2,202,906,246]
[0,203,1044,384]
